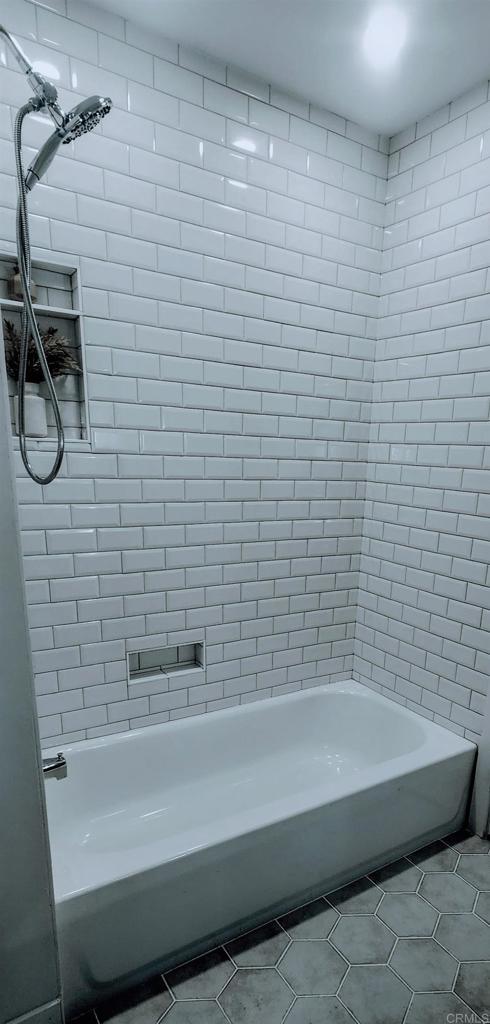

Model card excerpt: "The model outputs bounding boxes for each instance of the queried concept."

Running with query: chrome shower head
[61,95,113,143]
[25,95,112,191]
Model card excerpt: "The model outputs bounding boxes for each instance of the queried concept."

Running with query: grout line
[336,973,363,1024]
[279,994,296,1024]
[400,989,414,1024]
[274,963,297,999]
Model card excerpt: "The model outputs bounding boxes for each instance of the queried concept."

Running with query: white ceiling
[95,0,490,136]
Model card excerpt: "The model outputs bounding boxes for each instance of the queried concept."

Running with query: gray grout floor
[73,830,490,1024]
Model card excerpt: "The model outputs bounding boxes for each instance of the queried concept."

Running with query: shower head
[60,95,113,142]
[25,96,112,191]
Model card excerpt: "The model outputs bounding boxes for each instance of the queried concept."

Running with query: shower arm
[0,24,65,127]
[0,24,32,74]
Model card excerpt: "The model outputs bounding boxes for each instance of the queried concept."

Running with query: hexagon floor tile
[279,939,347,995]
[405,992,480,1024]
[376,892,438,936]
[435,912,490,961]
[419,870,477,913]
[77,830,490,1024]
[390,938,458,992]
[330,915,395,964]
[455,961,490,1018]
[457,853,490,890]
[218,968,293,1023]
[339,965,411,1024]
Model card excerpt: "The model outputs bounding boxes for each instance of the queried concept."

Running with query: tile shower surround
[0,0,385,745]
[355,84,490,742]
[0,1,488,747]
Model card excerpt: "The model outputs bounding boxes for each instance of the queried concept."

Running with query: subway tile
[103,107,154,152]
[37,7,97,61]
[269,137,307,174]
[249,99,289,139]
[62,706,108,731]
[51,220,106,258]
[70,58,128,110]
[181,164,225,203]
[180,101,226,144]
[38,690,83,716]
[99,33,153,86]
[128,80,179,126]
[155,57,203,104]
[204,80,248,123]
[130,147,179,189]
[104,169,156,211]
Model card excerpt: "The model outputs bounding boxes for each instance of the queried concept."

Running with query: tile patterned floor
[75,830,490,1024]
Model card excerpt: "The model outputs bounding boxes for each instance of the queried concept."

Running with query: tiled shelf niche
[128,643,206,690]
[0,253,89,445]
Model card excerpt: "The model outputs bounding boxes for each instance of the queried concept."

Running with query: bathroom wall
[0,342,61,1024]
[0,0,387,744]
[355,82,490,741]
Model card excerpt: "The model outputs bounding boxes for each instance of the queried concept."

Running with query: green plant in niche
[3,319,81,383]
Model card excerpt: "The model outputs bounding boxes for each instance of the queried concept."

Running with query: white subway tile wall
[355,83,490,743]
[0,0,386,744]
[1,1,489,748]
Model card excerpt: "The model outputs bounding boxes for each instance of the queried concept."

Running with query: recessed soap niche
[128,643,205,688]
[0,253,89,444]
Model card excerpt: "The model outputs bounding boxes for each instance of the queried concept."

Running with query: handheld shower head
[61,95,113,142]
[25,95,112,191]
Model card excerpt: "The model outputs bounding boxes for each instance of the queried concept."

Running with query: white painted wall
[0,337,60,1023]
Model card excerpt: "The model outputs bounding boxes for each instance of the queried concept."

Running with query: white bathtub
[44,680,475,1015]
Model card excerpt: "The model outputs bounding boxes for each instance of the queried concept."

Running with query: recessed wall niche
[128,643,206,688]
[0,253,89,444]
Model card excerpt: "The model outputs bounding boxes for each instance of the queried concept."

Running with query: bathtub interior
[46,681,427,814]
[45,681,475,904]
[45,683,426,839]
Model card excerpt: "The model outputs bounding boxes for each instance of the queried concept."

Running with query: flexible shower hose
[13,100,64,484]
